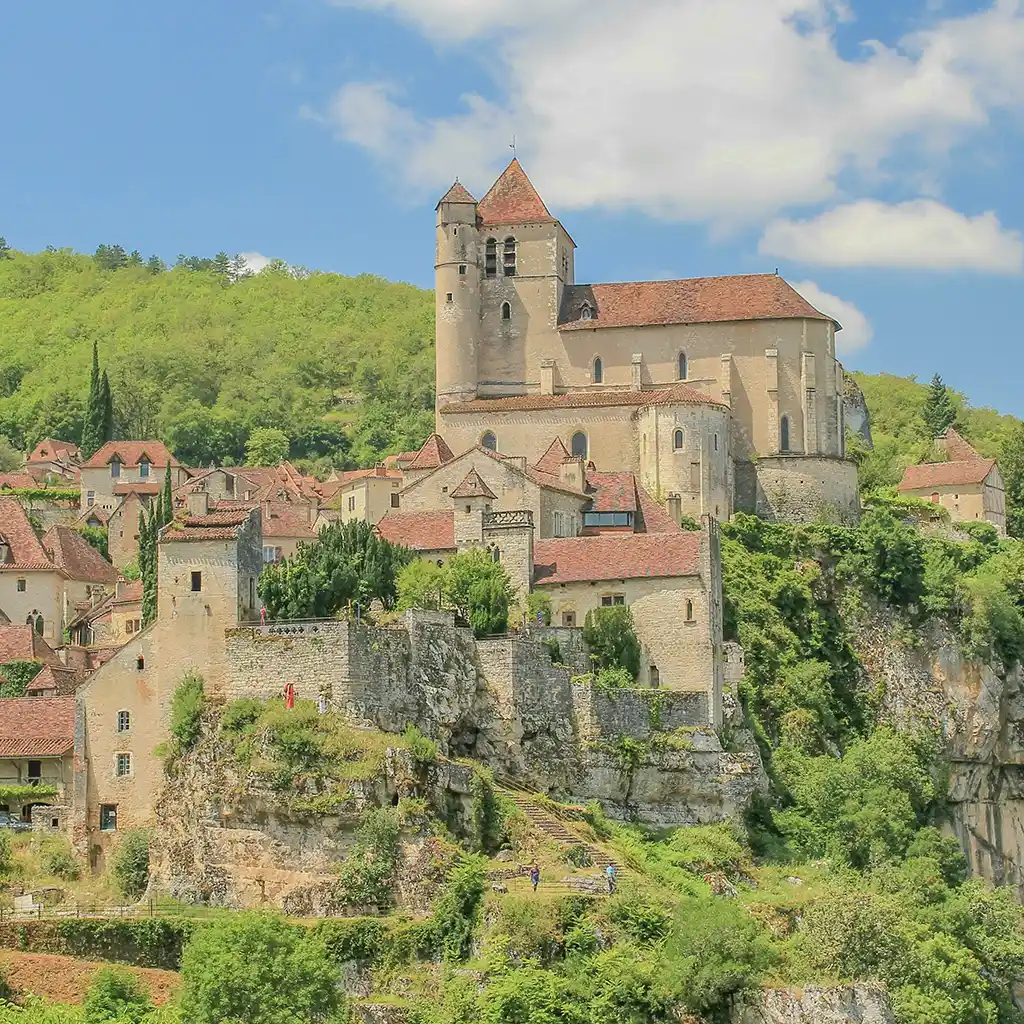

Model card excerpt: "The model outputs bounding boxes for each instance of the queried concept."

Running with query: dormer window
[580,303,593,321]
[0,537,9,564]
[485,238,497,278]
[503,237,516,277]
[110,458,121,479]
[138,458,151,479]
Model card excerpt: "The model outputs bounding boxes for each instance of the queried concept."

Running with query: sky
[1,0,1022,413]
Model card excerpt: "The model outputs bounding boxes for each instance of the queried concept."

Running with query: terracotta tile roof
[557,274,834,332]
[0,473,38,490]
[533,532,702,586]
[0,625,62,667]
[25,664,77,696]
[0,697,76,757]
[262,502,316,539]
[938,427,982,462]
[451,470,497,500]
[441,382,725,415]
[586,472,638,514]
[234,462,319,502]
[635,486,681,534]
[376,510,456,551]
[533,438,572,476]
[112,580,143,606]
[407,434,456,471]
[74,507,110,528]
[898,459,996,491]
[41,526,118,584]
[113,482,161,496]
[161,508,254,542]
[437,181,477,207]
[477,159,556,226]
[27,439,80,464]
[0,498,57,571]
[81,440,180,470]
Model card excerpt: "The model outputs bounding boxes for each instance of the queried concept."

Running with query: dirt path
[0,951,180,1006]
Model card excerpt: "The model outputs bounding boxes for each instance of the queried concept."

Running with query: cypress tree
[99,370,114,445]
[80,340,102,457]
[161,462,173,527]
[922,374,957,439]
[139,507,157,627]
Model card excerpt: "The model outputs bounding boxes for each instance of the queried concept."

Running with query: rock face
[733,985,894,1023]
[843,378,872,447]
[856,611,1024,893]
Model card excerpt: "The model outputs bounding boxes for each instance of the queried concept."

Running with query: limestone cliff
[733,985,894,1023]
[843,377,873,447]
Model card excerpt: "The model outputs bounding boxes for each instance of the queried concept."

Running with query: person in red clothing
[283,681,296,710]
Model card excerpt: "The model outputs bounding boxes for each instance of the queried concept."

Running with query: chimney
[666,493,682,527]
[631,353,643,391]
[187,491,209,517]
[559,457,585,492]
[540,358,555,396]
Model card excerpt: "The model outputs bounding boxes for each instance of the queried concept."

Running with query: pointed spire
[477,158,555,226]
[407,433,455,471]
[436,180,477,209]
[533,437,572,475]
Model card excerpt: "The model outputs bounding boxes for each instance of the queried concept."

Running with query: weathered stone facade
[736,455,860,525]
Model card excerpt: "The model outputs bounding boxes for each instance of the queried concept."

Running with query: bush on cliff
[168,672,204,755]
[111,831,150,901]
[441,549,513,638]
[583,606,641,679]
[82,966,154,1024]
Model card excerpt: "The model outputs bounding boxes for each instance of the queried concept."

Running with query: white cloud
[792,280,874,355]
[760,199,1024,272]
[239,252,272,274]
[320,0,1024,230]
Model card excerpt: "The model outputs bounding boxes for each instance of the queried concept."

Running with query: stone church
[434,159,859,524]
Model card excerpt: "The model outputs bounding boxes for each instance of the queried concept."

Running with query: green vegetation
[258,519,411,619]
[0,660,43,698]
[79,340,114,460]
[111,831,150,901]
[167,673,204,756]
[335,808,402,910]
[82,967,153,1024]
[583,605,641,679]
[921,373,957,439]
[0,247,433,470]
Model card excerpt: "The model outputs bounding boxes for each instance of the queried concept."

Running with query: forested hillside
[0,246,434,470]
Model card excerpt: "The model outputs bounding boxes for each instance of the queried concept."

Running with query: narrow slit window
[673,429,685,451]
[501,301,511,320]
[780,415,790,453]
[678,352,687,380]
[593,357,603,383]
[485,238,497,277]
[503,237,516,276]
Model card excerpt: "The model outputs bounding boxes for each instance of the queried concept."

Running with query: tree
[178,913,344,1024]
[99,370,114,446]
[397,558,445,610]
[139,508,157,627]
[0,434,21,472]
[210,251,232,280]
[80,339,103,458]
[111,830,150,900]
[245,427,290,466]
[583,605,641,679]
[441,549,513,637]
[258,520,411,619]
[94,244,129,271]
[145,254,165,274]
[1000,421,1024,538]
[83,966,154,1024]
[0,237,11,259]
[160,461,173,525]
[922,374,957,439]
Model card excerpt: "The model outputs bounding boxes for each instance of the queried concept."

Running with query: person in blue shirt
[605,863,616,894]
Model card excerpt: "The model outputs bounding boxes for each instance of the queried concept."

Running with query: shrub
[178,913,344,1024]
[0,659,43,698]
[396,558,444,611]
[541,637,561,663]
[83,965,154,1024]
[0,831,11,876]
[594,666,633,692]
[442,549,513,637]
[583,606,640,679]
[169,671,204,753]
[470,770,502,853]
[429,856,487,961]
[219,698,262,736]
[111,830,150,900]
[335,809,401,910]
[402,725,437,765]
[526,590,551,626]
[42,844,81,881]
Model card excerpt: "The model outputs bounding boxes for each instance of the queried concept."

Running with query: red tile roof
[437,181,477,207]
[113,482,161,496]
[635,486,681,534]
[586,472,637,513]
[161,508,254,542]
[0,498,57,571]
[112,580,143,606]
[477,159,556,227]
[533,438,572,476]
[75,507,110,528]
[234,462,320,502]
[533,532,702,585]
[898,459,996,491]
[450,470,496,500]
[262,502,316,539]
[0,697,76,757]
[0,473,38,490]
[41,526,118,584]
[558,274,834,332]
[81,440,180,470]
[441,382,724,415]
[24,664,77,696]
[0,625,62,667]
[376,510,456,551]
[406,434,456,471]
[27,439,80,464]
[938,427,982,462]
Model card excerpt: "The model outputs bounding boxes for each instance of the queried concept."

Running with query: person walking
[530,863,540,893]
[605,863,616,895]
[283,681,296,710]
[259,605,267,627]
[317,691,328,715]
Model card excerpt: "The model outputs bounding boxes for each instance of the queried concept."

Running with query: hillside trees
[922,373,958,438]
[79,341,114,459]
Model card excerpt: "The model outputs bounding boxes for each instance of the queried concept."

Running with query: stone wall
[733,985,894,1023]
[572,686,707,742]
[747,455,860,525]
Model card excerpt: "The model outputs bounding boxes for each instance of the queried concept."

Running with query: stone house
[434,160,858,524]
[0,496,65,641]
[76,505,262,858]
[41,524,120,625]
[79,441,187,514]
[68,579,143,648]
[106,490,151,569]
[24,439,81,484]
[898,428,1007,536]
[0,696,79,830]
[319,466,404,528]
[0,624,67,685]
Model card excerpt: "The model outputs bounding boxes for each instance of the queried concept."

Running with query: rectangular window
[348,496,356,511]
[110,461,120,479]
[116,753,132,777]
[602,594,626,607]
[99,804,117,831]
[561,611,576,627]
[139,460,150,478]
[262,546,279,564]
[126,619,135,635]
[117,710,130,732]
[446,292,453,302]
[391,493,400,508]
[27,760,41,781]
[17,578,26,592]
[190,571,202,592]
[582,512,633,528]
[458,264,467,275]
[86,491,95,507]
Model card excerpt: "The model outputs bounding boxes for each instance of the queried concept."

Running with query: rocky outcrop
[733,985,894,1023]
[843,378,872,448]
[856,610,1024,893]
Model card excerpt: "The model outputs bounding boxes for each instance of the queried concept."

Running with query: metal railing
[0,898,231,923]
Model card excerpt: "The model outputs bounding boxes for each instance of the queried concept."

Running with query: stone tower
[435,181,481,410]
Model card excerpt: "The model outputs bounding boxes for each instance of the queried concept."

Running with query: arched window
[481,431,497,451]
[593,357,603,383]
[501,301,511,320]
[571,432,588,459]
[503,237,517,277]
[485,238,497,278]
[580,302,593,321]
[780,415,790,453]
[678,352,687,380]
[931,492,940,503]
[673,429,685,451]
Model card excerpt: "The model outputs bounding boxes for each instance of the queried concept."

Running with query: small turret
[435,181,480,416]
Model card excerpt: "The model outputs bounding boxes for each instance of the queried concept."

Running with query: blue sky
[2,0,1022,414]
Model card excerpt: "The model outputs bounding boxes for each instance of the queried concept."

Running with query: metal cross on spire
[510,135,516,157]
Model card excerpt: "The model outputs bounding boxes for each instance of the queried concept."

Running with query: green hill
[0,246,435,470]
